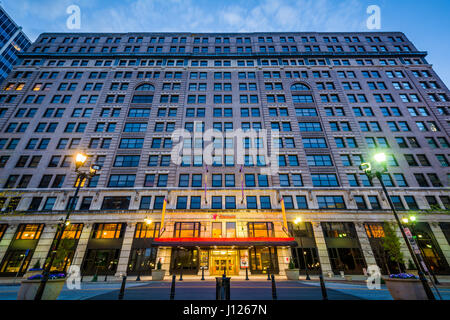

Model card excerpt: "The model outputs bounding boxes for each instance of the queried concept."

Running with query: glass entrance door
[210,250,238,276]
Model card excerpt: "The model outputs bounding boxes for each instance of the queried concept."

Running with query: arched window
[290,83,310,91]
[135,83,155,91]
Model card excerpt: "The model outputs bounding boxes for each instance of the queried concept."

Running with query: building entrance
[210,250,238,276]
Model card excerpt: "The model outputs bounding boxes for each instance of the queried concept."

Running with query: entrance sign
[240,253,249,268]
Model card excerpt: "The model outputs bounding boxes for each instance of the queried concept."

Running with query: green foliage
[382,222,404,265]
[32,260,41,270]
[407,259,416,270]
[288,258,295,270]
[157,258,162,270]
[52,238,76,270]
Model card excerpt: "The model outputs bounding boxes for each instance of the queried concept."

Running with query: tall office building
[0,32,449,279]
[0,6,31,83]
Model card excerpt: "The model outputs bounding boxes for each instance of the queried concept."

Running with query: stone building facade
[0,32,449,278]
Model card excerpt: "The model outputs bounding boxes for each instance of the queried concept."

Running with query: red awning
[152,237,297,247]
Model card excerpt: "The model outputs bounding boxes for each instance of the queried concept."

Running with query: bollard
[267,269,271,281]
[104,274,108,282]
[271,274,277,300]
[319,274,328,300]
[170,275,176,300]
[220,274,226,300]
[118,275,127,300]
[216,277,221,300]
[179,268,183,281]
[245,268,249,281]
[91,274,98,282]
[201,267,205,281]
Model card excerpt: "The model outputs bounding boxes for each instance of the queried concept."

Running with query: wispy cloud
[3,0,368,39]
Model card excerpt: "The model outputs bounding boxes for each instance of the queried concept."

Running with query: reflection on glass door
[249,247,279,274]
[210,250,238,275]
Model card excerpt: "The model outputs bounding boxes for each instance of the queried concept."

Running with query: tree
[382,222,405,273]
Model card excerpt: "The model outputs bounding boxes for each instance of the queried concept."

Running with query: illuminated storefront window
[48,224,84,273]
[363,222,400,275]
[212,222,222,238]
[249,247,279,274]
[134,222,160,239]
[92,223,124,239]
[173,222,201,238]
[0,224,44,276]
[15,224,44,240]
[226,222,236,238]
[364,223,385,238]
[322,222,366,275]
[247,222,274,238]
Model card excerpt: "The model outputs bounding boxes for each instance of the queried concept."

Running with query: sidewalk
[2,274,450,285]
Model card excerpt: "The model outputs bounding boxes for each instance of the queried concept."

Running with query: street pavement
[0,279,449,300]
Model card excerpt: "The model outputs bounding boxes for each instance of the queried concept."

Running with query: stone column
[72,223,92,270]
[29,224,58,268]
[429,222,450,265]
[114,223,136,277]
[354,222,377,274]
[277,247,290,276]
[0,224,18,263]
[311,222,333,276]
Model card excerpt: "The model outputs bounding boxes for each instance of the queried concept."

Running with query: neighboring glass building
[0,32,449,279]
[0,6,31,83]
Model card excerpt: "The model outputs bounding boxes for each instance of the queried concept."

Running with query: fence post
[118,275,127,300]
[271,274,277,300]
[319,274,328,300]
[170,274,176,300]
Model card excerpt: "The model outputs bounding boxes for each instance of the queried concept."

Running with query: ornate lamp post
[34,152,100,300]
[360,152,435,300]
[294,217,310,280]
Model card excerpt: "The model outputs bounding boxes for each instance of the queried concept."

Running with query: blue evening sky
[3,0,450,85]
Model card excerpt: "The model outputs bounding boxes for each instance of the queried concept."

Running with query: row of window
[38,34,406,45]
[3,193,448,214]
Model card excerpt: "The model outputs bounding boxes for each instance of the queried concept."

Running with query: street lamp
[360,152,435,300]
[34,152,100,300]
[294,217,310,280]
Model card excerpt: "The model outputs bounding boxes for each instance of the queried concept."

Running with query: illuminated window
[134,222,161,239]
[15,224,44,240]
[212,222,222,238]
[173,222,201,237]
[92,223,124,239]
[247,222,274,238]
[364,223,385,238]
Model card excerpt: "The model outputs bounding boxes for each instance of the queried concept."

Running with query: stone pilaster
[114,223,136,276]
[72,224,92,270]
[277,247,290,276]
[0,224,18,263]
[354,222,377,273]
[429,222,450,266]
[29,224,58,268]
[311,222,333,276]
